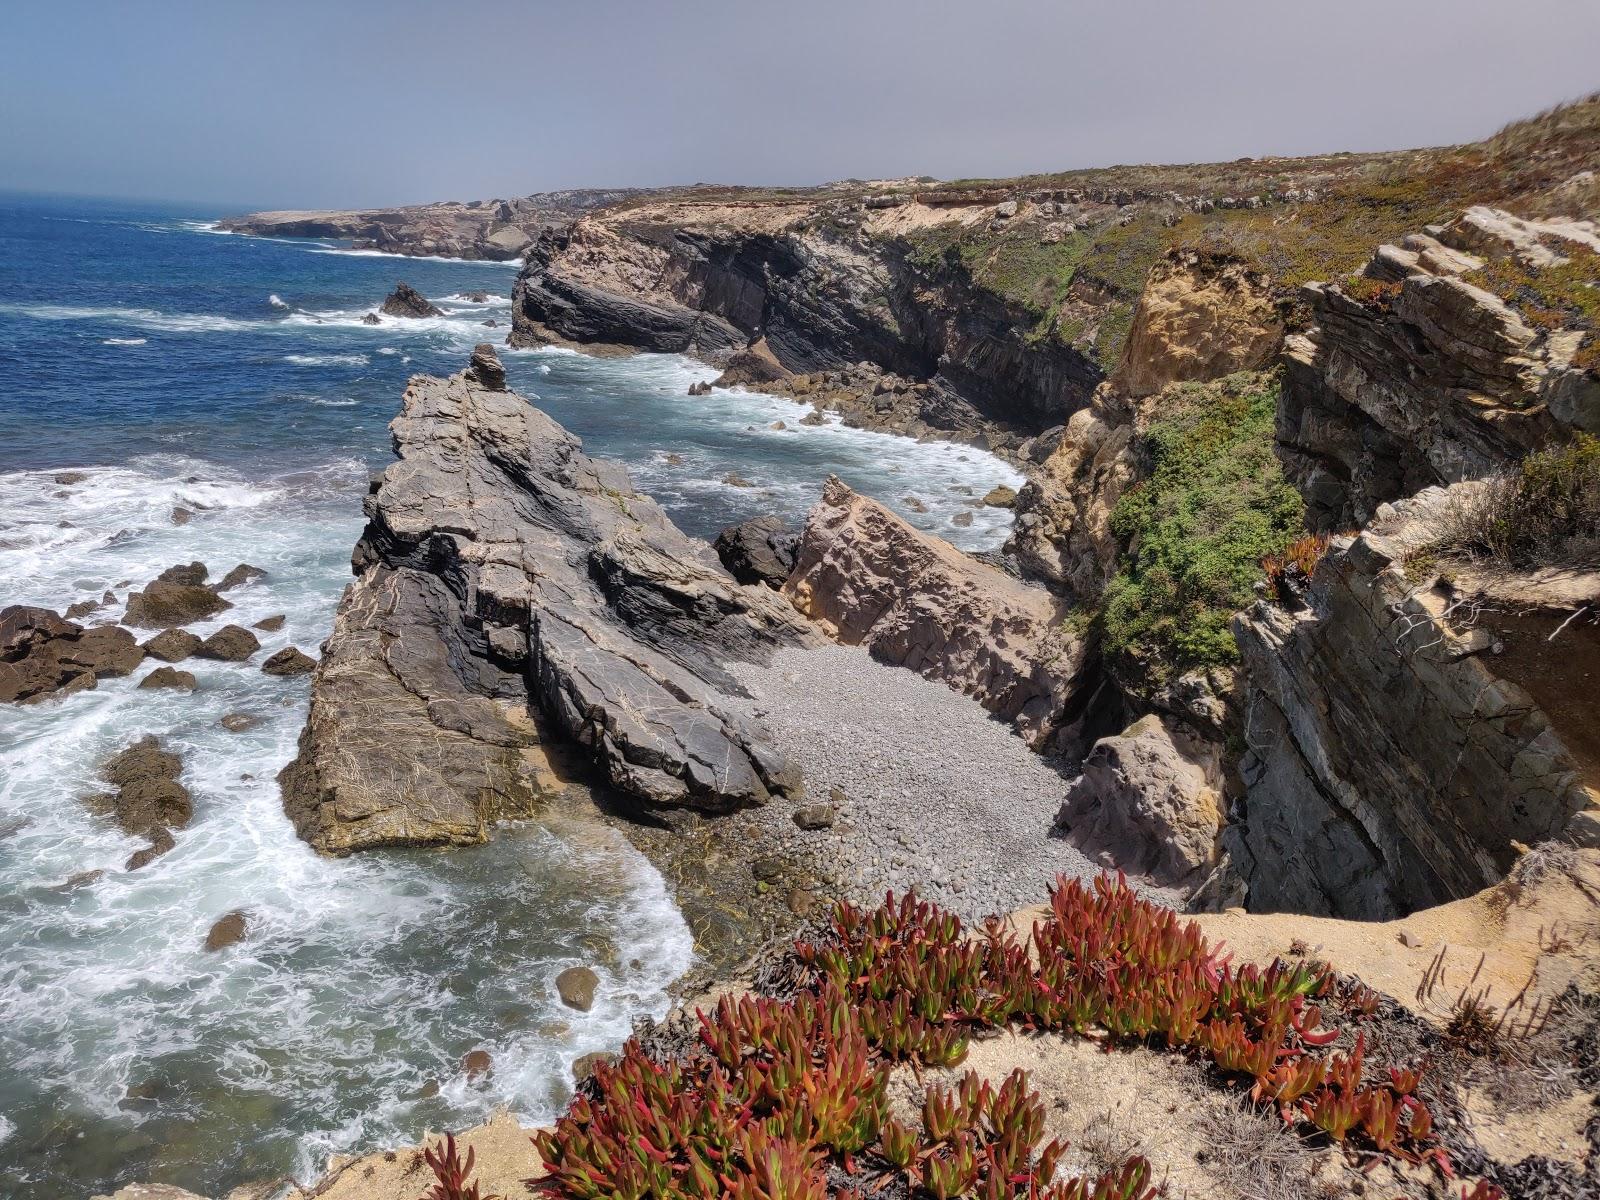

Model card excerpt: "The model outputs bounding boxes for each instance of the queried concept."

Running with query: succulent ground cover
[507,875,1485,1200]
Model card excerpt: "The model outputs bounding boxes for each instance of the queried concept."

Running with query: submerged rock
[203,910,250,952]
[278,348,814,854]
[379,281,443,319]
[215,563,266,592]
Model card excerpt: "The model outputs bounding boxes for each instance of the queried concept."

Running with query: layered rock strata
[1279,206,1600,530]
[1229,485,1599,918]
[280,347,815,854]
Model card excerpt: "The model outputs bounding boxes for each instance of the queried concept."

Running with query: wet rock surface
[260,647,316,677]
[378,281,442,319]
[123,581,230,628]
[279,349,817,854]
[97,737,192,870]
[0,605,145,703]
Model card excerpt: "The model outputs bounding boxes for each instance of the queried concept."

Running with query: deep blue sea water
[0,193,1021,1197]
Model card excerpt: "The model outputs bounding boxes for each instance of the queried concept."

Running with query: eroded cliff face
[1230,488,1599,918]
[511,197,1107,441]
[1279,207,1600,531]
[281,346,815,854]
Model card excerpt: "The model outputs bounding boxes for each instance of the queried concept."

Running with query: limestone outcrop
[1278,206,1600,530]
[1228,485,1599,918]
[1056,713,1224,889]
[784,477,1091,752]
[280,348,814,854]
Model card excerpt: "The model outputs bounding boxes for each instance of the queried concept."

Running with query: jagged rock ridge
[280,346,816,854]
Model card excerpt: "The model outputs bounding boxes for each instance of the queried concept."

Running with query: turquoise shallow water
[0,193,1022,1197]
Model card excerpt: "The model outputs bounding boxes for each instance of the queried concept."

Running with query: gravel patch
[726,644,1136,923]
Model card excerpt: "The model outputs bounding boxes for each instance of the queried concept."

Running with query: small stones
[253,615,287,632]
[138,666,196,692]
[786,888,818,916]
[203,910,250,952]
[142,629,201,662]
[555,966,599,1012]
[462,1048,493,1079]
[196,625,260,662]
[261,647,316,677]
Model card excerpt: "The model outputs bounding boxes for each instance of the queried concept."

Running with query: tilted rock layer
[1229,487,1598,919]
[784,477,1091,753]
[280,348,815,853]
[1279,206,1600,530]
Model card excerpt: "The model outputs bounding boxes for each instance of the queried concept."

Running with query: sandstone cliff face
[281,347,815,853]
[512,199,1103,439]
[1229,487,1599,918]
[1279,206,1600,530]
[784,477,1093,753]
[1107,251,1282,399]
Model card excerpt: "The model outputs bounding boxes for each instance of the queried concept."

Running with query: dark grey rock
[379,282,442,319]
[714,517,799,589]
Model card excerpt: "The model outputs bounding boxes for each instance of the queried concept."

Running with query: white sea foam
[102,337,148,346]
[268,293,290,310]
[309,397,360,407]
[0,302,255,334]
[284,353,369,367]
[0,451,692,1189]
[304,246,522,267]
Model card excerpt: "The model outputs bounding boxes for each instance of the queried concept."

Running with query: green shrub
[1101,372,1305,683]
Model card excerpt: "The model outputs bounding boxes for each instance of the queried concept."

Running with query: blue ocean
[0,193,1021,1197]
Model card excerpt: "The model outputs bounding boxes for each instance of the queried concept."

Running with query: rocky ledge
[280,346,817,854]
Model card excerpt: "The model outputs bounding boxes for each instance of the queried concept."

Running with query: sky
[3,0,1599,211]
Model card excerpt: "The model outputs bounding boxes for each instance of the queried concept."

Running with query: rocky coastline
[78,95,1600,1200]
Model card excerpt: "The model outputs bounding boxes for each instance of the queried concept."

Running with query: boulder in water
[215,563,266,592]
[261,646,316,677]
[157,562,208,587]
[556,966,599,1011]
[220,712,263,733]
[203,910,250,952]
[379,282,442,319]
[123,582,229,629]
[138,666,196,692]
[196,625,259,662]
[0,605,144,703]
[361,312,381,325]
[100,737,192,871]
[142,629,201,662]
[253,614,286,632]
[462,1048,493,1079]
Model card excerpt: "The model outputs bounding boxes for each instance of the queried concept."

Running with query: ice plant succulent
[531,873,1442,1199]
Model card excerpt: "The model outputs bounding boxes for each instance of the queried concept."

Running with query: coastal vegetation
[524,875,1452,1200]
[1099,372,1302,682]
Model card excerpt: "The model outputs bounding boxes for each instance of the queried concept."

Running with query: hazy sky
[4,0,1599,210]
